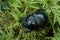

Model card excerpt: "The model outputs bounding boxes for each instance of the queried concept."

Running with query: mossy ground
[0,0,60,40]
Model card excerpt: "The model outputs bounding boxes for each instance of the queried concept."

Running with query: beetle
[22,9,48,30]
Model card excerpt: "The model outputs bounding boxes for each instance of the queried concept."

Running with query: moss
[0,0,60,40]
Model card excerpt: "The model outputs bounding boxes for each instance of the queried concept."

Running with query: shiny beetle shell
[23,10,48,30]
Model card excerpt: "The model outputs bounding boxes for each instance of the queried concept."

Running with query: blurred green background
[0,0,60,40]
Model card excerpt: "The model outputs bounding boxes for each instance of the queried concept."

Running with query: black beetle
[23,9,48,30]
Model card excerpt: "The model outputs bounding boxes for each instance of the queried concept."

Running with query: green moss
[0,0,60,40]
